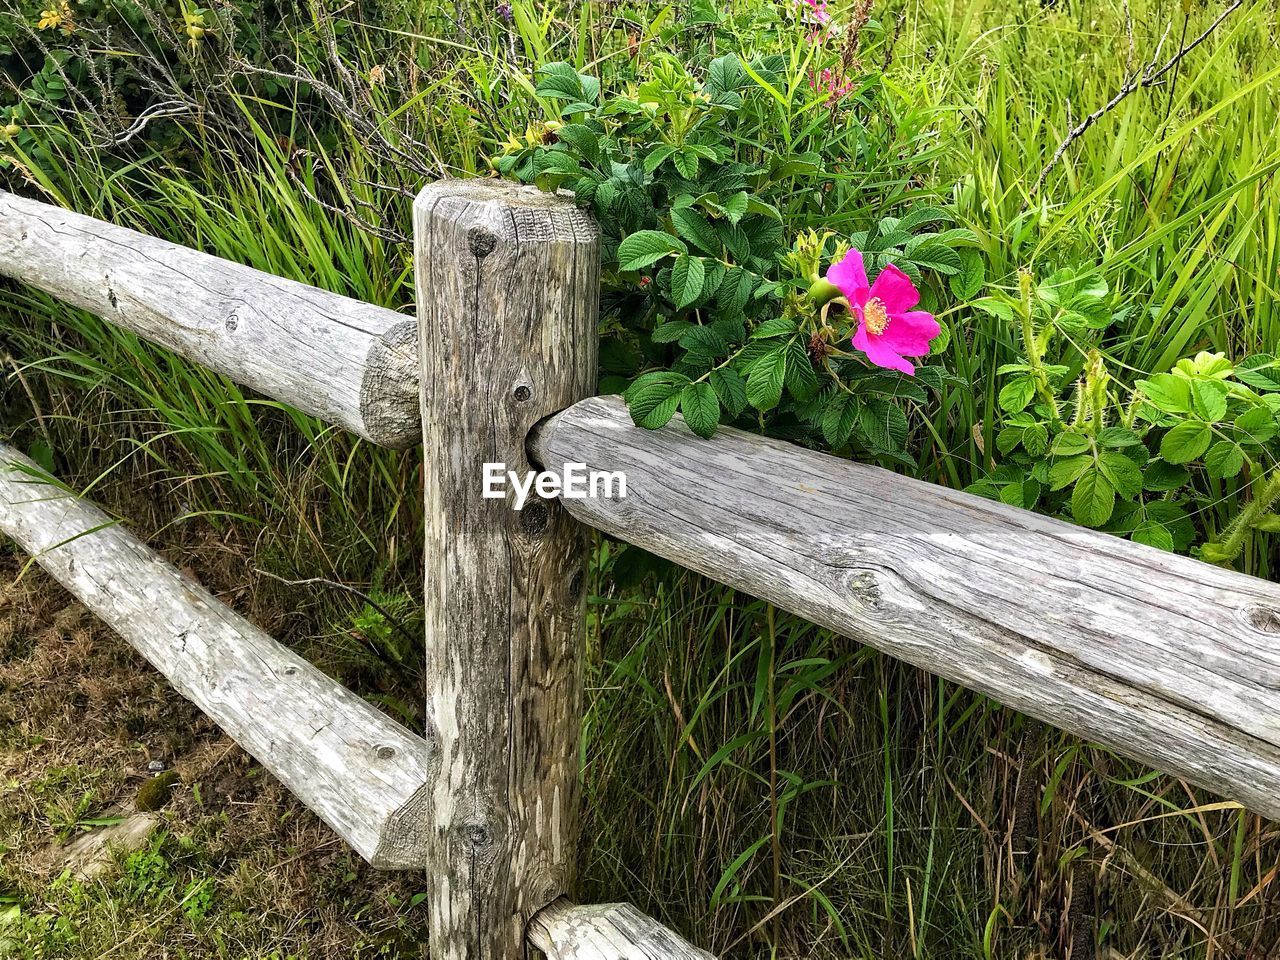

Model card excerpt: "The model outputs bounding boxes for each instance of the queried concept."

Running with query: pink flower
[826,249,940,375]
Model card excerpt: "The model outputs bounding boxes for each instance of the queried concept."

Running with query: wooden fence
[3,180,1280,958]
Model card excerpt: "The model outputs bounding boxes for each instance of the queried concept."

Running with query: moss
[135,771,180,812]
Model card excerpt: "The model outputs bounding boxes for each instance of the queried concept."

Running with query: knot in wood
[513,383,532,403]
[848,571,882,610]
[521,499,551,538]
[225,313,239,332]
[467,226,497,258]
[375,745,396,760]
[1246,604,1280,634]
[462,822,490,848]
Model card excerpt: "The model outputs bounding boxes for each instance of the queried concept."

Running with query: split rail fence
[3,180,1280,959]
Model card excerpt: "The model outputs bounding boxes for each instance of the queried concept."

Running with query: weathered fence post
[415,180,599,958]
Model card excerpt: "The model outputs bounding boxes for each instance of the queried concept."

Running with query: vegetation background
[2,0,1279,957]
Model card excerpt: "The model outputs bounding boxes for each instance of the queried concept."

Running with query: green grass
[3,0,1280,956]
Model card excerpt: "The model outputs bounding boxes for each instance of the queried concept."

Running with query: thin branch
[1037,0,1244,190]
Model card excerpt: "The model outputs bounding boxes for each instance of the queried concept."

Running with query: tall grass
[3,0,1279,956]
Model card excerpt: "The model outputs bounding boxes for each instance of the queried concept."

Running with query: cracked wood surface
[0,191,420,447]
[416,180,599,958]
[531,395,1280,821]
[0,442,435,868]
[528,898,716,959]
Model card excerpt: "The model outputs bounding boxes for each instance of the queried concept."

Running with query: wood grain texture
[0,442,434,868]
[528,898,716,959]
[415,180,599,958]
[0,191,419,447]
[531,396,1280,821]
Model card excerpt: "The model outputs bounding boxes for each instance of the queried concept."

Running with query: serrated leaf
[1235,406,1278,443]
[673,149,699,180]
[949,249,985,299]
[1071,468,1115,527]
[907,241,962,276]
[670,207,720,255]
[1098,451,1144,499]
[784,339,819,402]
[651,320,692,343]
[1132,520,1174,551]
[710,367,747,416]
[1235,355,1280,392]
[720,191,749,224]
[746,347,786,411]
[858,399,908,451]
[751,317,797,339]
[1143,459,1191,492]
[998,376,1036,414]
[1137,374,1192,414]
[535,62,584,100]
[1159,420,1212,464]
[1190,379,1228,423]
[617,230,686,271]
[680,382,720,438]
[670,254,706,309]
[1052,432,1092,456]
[1204,440,1244,479]
[821,393,861,447]
[1049,454,1092,491]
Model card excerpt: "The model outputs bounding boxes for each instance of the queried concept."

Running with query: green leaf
[617,230,687,271]
[1132,520,1174,551]
[1097,426,1143,448]
[670,207,721,256]
[1159,420,1212,464]
[1051,432,1092,456]
[907,242,962,276]
[534,62,584,100]
[670,254,706,309]
[1254,514,1280,533]
[1143,459,1191,492]
[1235,354,1280,392]
[746,347,786,411]
[751,317,797,339]
[1204,440,1244,479]
[651,320,693,343]
[998,376,1036,414]
[858,399,908,451]
[1048,454,1092,491]
[1234,406,1278,443]
[553,123,600,162]
[1071,469,1115,528]
[720,191,749,224]
[1098,451,1144,499]
[784,339,819,402]
[707,53,744,94]
[624,371,689,430]
[1137,374,1192,415]
[1190,379,1228,423]
[949,250,985,299]
[709,367,747,416]
[821,393,861,447]
[680,382,720,439]
[673,149,699,180]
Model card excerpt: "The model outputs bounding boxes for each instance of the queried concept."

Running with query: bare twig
[1037,0,1244,190]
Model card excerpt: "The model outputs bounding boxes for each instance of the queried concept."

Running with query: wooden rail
[531,396,1280,822]
[0,442,434,868]
[9,179,1280,958]
[0,191,420,448]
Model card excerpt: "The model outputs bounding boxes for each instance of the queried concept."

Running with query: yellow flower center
[864,297,890,336]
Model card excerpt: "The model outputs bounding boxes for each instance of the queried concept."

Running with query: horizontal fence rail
[0,442,434,868]
[0,192,420,448]
[528,898,716,959]
[532,395,1280,822]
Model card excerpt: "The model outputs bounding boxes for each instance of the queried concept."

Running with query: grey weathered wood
[0,442,434,868]
[528,898,716,959]
[0,191,419,447]
[416,180,599,957]
[532,396,1280,822]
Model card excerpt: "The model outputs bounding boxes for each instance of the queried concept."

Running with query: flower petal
[868,263,920,314]
[853,324,916,375]
[881,309,940,357]
[826,248,870,306]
